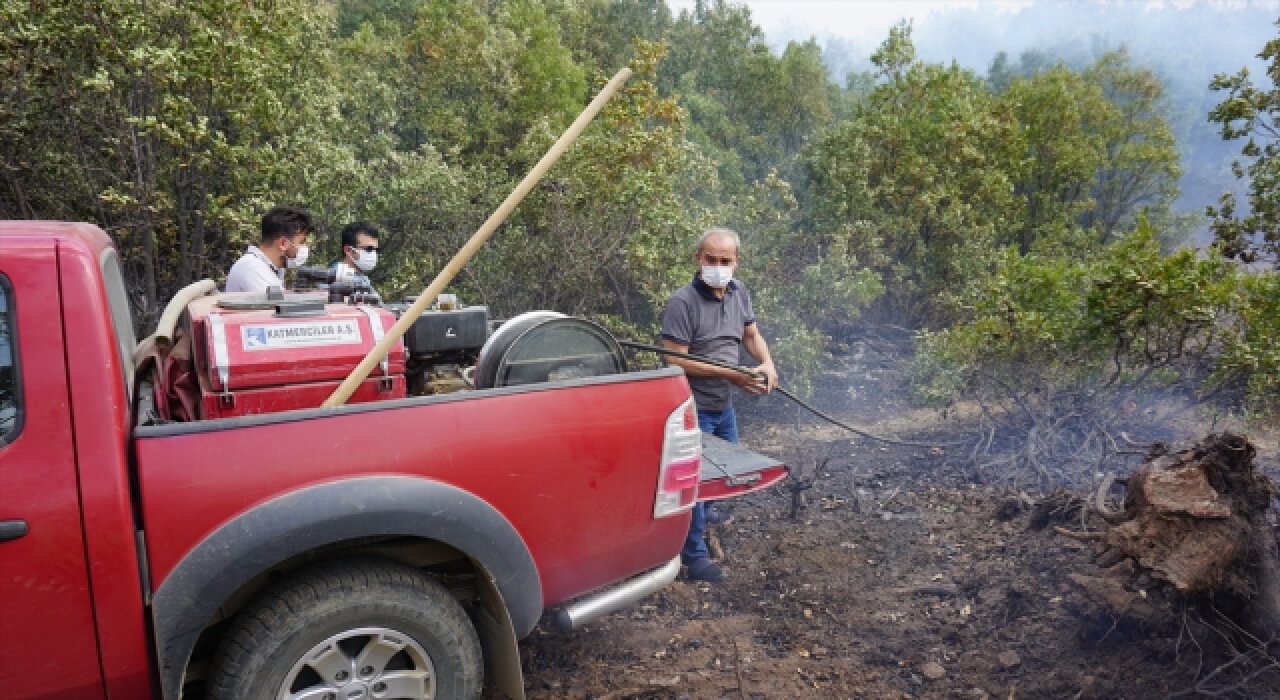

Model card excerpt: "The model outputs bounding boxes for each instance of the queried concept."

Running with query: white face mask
[352,248,378,272]
[286,243,309,268]
[701,264,734,288]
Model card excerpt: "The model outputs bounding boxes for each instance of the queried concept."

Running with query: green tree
[915,222,1239,486]
[398,0,520,157]
[0,0,336,327]
[1207,20,1280,266]
[995,51,1182,255]
[999,66,1108,254]
[498,0,587,144]
[1211,271,1280,414]
[1082,50,1182,244]
[806,24,1020,325]
[451,41,717,324]
[660,0,835,188]
[335,0,418,37]
[556,0,671,77]
[743,173,881,396]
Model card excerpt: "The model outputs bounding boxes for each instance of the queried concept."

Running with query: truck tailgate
[698,435,788,501]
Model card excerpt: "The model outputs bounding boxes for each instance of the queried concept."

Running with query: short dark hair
[341,221,380,249]
[261,205,314,243]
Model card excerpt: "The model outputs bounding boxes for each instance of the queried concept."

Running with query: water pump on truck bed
[186,292,410,419]
[384,295,490,396]
[181,286,626,420]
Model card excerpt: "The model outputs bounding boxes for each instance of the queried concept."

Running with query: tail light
[654,398,701,518]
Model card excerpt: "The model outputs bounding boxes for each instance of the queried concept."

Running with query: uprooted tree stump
[1071,433,1280,635]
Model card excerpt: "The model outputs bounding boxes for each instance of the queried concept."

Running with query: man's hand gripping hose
[619,340,965,449]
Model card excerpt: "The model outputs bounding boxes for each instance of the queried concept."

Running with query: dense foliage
[914,222,1242,484]
[3,0,1280,420]
[910,19,1280,444]
[1208,19,1280,267]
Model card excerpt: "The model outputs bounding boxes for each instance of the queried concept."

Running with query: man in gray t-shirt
[660,227,777,583]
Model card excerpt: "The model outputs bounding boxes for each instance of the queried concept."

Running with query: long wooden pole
[323,67,633,408]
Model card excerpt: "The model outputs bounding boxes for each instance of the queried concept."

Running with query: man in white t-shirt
[225,205,315,293]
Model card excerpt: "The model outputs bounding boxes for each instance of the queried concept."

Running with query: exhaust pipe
[553,556,681,630]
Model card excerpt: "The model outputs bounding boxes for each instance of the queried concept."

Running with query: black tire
[208,557,483,700]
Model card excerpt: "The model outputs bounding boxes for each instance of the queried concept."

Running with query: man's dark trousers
[683,405,739,564]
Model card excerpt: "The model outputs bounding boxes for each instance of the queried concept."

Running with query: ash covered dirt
[514,342,1280,699]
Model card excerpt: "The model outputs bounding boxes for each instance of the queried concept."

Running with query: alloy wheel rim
[277,626,435,700]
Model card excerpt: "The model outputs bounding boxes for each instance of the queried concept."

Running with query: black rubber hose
[619,339,964,448]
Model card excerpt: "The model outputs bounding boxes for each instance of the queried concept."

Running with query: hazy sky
[666,1,1280,73]
[669,0,1035,46]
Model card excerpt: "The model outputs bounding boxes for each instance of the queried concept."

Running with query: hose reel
[474,311,627,389]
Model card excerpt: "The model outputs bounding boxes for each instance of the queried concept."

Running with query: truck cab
[0,223,149,698]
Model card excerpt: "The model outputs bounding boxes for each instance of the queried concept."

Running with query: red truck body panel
[136,371,694,606]
[0,233,105,699]
[0,223,152,699]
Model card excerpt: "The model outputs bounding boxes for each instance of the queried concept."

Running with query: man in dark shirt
[660,227,778,583]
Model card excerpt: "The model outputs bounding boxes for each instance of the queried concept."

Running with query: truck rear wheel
[209,557,483,700]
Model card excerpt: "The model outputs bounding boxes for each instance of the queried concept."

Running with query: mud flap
[698,434,788,501]
[471,565,526,700]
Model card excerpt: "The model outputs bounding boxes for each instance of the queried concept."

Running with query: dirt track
[515,350,1280,699]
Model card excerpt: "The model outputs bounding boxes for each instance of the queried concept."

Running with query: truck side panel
[0,236,104,699]
[149,474,541,700]
[136,369,692,607]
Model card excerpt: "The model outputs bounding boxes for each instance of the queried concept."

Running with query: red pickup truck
[0,222,787,699]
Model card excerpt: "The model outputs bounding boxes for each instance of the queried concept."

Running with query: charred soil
[516,344,1280,699]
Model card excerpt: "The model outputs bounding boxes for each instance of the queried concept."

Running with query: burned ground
[515,343,1280,699]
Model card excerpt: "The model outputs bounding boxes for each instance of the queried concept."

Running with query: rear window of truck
[100,249,136,399]
[0,275,19,443]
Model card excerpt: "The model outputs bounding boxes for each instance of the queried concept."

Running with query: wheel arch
[149,475,542,700]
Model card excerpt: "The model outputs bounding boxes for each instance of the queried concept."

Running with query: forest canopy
[3,0,1280,417]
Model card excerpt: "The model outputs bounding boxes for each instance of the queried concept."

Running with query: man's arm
[661,338,770,396]
[741,323,778,392]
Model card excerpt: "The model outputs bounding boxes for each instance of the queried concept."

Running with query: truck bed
[136,368,694,612]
